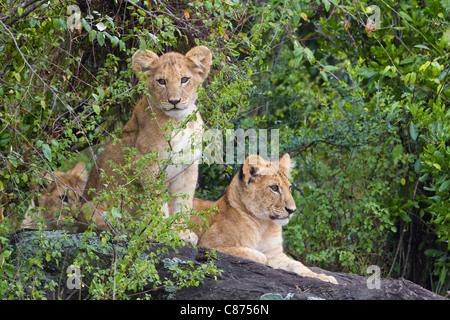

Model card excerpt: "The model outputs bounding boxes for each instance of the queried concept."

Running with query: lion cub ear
[240,155,266,184]
[277,153,294,178]
[185,46,212,79]
[132,49,159,73]
[67,162,88,190]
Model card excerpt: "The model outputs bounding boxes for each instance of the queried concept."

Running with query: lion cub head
[22,162,88,230]
[132,46,212,118]
[236,154,297,226]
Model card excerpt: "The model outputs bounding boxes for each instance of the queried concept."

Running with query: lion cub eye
[59,194,69,204]
[181,77,189,84]
[157,79,166,85]
[269,185,280,193]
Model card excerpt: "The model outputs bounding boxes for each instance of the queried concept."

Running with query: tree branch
[1,0,49,26]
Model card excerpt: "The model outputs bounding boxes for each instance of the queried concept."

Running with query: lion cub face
[132,46,212,118]
[23,162,87,230]
[238,154,297,226]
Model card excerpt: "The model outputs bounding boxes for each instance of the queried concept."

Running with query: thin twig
[2,0,49,26]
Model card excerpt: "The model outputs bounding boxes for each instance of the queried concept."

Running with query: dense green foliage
[0,0,448,298]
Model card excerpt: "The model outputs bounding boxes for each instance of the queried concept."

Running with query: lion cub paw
[178,230,199,245]
[318,274,338,284]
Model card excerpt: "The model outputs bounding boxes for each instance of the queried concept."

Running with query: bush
[0,0,448,297]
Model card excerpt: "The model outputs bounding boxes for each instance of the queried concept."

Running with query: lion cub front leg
[266,249,338,284]
[216,246,268,265]
[167,165,199,245]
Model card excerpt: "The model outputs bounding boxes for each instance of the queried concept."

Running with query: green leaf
[419,61,430,72]
[414,159,422,174]
[259,293,285,300]
[110,36,120,48]
[409,122,418,140]
[322,0,331,11]
[438,180,450,193]
[53,18,67,30]
[139,36,146,52]
[13,72,21,82]
[92,105,100,115]
[97,32,105,46]
[392,144,403,160]
[400,213,412,223]
[409,72,417,84]
[324,65,340,72]
[414,44,431,51]
[302,47,315,64]
[81,18,91,32]
[1,249,12,259]
[425,249,444,258]
[357,67,378,79]
[439,266,447,284]
[399,11,413,22]
[89,30,97,42]
[97,87,105,99]
[42,143,52,162]
[96,22,107,31]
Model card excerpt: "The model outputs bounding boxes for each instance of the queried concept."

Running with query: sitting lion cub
[82,46,212,243]
[192,154,338,284]
[22,162,88,230]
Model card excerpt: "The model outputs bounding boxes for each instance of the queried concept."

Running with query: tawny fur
[22,162,88,231]
[192,154,338,284]
[81,46,212,243]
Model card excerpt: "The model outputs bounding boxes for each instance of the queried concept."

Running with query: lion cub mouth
[161,102,189,112]
[162,105,185,111]
[269,214,291,226]
[160,105,190,117]
[168,107,183,111]
[270,215,290,221]
[269,212,292,221]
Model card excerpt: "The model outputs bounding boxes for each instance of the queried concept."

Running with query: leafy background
[0,0,448,297]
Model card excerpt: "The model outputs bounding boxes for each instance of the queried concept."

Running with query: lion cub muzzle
[271,207,296,225]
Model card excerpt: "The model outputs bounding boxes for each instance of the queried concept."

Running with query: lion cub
[193,154,338,284]
[82,46,212,243]
[22,162,88,231]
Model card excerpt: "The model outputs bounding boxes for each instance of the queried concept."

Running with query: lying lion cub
[21,162,87,231]
[192,154,338,284]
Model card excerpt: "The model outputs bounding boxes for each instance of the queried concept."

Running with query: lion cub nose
[168,98,181,106]
[285,207,296,215]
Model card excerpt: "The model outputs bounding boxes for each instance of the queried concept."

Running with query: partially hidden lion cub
[22,162,88,231]
[192,154,338,284]
[81,46,212,243]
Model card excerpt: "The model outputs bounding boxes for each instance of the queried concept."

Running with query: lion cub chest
[256,223,283,253]
[164,118,203,181]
